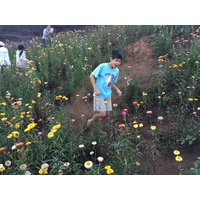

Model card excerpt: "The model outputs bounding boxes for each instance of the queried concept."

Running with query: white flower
[20,164,27,171]
[5,160,11,167]
[84,161,93,169]
[79,144,84,148]
[158,116,163,120]
[25,171,31,175]
[97,156,104,162]
[92,141,97,145]
[0,164,4,169]
[11,145,16,150]
[41,163,49,170]
[90,151,94,155]
[64,162,70,167]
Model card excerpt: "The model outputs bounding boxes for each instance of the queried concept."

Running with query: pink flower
[97,156,104,162]
[146,111,153,114]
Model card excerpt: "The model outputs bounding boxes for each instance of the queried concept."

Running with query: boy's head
[110,50,122,69]
[111,50,123,60]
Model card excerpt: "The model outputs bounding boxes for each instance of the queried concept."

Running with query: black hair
[18,44,24,57]
[111,50,122,60]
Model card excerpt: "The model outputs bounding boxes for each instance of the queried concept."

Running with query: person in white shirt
[42,25,54,48]
[0,41,11,73]
[16,44,33,72]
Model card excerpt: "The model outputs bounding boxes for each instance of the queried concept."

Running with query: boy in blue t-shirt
[86,50,123,131]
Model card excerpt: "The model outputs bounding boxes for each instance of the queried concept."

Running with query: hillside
[1,27,200,175]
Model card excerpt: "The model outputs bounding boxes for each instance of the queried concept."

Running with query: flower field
[1,25,200,175]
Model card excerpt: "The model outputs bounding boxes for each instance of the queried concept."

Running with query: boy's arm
[112,83,122,96]
[90,74,101,96]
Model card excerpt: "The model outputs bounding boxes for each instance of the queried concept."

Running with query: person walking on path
[86,50,123,132]
[42,25,54,48]
[0,41,11,73]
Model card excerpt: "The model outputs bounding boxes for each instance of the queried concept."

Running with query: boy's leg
[86,97,111,128]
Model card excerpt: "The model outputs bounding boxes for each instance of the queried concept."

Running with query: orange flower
[133,101,138,105]
[118,124,125,130]
[15,142,24,147]
[0,147,6,153]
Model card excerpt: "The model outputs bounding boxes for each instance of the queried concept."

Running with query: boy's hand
[116,88,122,96]
[94,88,101,96]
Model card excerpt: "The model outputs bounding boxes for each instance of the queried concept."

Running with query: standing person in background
[16,44,33,72]
[42,25,54,48]
[0,41,11,73]
[85,50,123,134]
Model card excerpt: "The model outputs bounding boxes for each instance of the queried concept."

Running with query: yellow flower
[175,156,183,162]
[15,123,20,129]
[173,150,180,155]
[113,104,118,107]
[7,134,13,139]
[37,93,41,98]
[0,113,5,116]
[62,96,68,100]
[188,98,193,102]
[151,126,156,131]
[52,124,61,131]
[26,141,32,146]
[32,100,36,104]
[55,95,62,100]
[37,79,42,84]
[47,132,54,138]
[104,165,111,170]
[24,128,31,132]
[104,101,108,104]
[1,117,7,121]
[133,124,139,129]
[106,168,114,175]
[142,92,147,96]
[27,123,37,129]
[139,123,143,128]
[12,131,20,138]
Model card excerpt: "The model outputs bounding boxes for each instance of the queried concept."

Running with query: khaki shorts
[94,96,112,112]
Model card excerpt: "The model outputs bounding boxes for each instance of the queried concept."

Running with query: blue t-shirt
[91,63,119,99]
